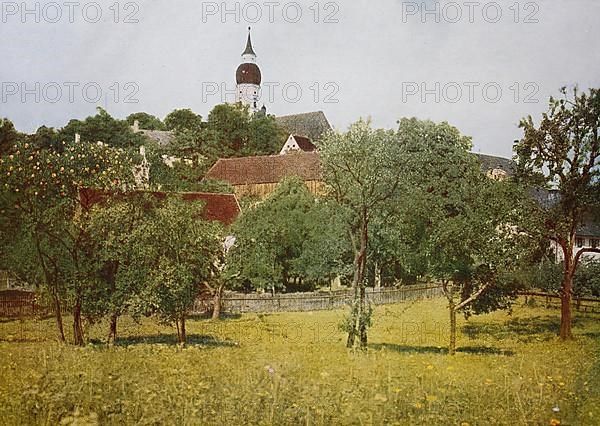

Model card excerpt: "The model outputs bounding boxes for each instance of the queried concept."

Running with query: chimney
[133,120,140,133]
[75,133,80,143]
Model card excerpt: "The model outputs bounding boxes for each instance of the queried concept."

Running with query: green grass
[1,298,599,425]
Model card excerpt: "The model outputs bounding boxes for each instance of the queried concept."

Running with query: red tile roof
[79,189,241,226]
[180,193,241,226]
[292,135,317,152]
[204,152,322,185]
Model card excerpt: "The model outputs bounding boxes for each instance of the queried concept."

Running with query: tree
[319,120,403,350]
[226,177,321,293]
[58,107,145,150]
[128,197,222,344]
[164,108,203,134]
[392,118,533,355]
[86,194,158,344]
[574,260,600,298]
[0,139,133,344]
[202,103,284,160]
[246,111,286,156]
[294,200,353,288]
[126,112,165,130]
[28,126,60,151]
[367,208,427,288]
[0,118,22,155]
[515,87,600,340]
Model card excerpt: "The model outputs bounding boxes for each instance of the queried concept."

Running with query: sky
[1,0,599,158]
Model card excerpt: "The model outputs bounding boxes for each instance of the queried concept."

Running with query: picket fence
[192,285,444,315]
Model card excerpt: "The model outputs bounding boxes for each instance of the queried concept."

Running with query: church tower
[235,27,262,113]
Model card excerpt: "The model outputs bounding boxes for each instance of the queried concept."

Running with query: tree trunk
[34,237,65,342]
[358,285,368,349]
[108,313,118,345]
[346,289,358,348]
[52,291,65,342]
[211,284,224,321]
[559,270,574,340]
[178,316,187,344]
[346,262,362,348]
[374,261,382,289]
[347,214,368,349]
[449,303,457,355]
[559,239,575,341]
[72,300,85,346]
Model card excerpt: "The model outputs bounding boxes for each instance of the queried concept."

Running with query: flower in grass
[425,394,438,402]
[552,406,560,413]
[265,365,275,375]
[550,419,561,426]
[412,402,423,409]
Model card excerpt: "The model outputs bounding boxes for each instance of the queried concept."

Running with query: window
[576,238,584,248]
[592,239,599,249]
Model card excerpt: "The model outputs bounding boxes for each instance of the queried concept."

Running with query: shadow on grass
[0,337,48,344]
[187,313,243,321]
[462,314,599,343]
[113,333,238,348]
[580,331,600,339]
[370,343,515,356]
[0,314,58,324]
[462,316,559,342]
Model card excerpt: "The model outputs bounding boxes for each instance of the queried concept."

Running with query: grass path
[1,298,599,425]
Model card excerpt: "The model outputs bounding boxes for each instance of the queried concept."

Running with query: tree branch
[456,283,490,311]
[574,247,600,268]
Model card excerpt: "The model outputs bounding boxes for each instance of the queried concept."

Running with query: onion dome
[236,63,261,85]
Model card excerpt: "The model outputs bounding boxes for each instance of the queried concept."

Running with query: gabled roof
[275,111,332,141]
[474,153,515,176]
[79,189,241,226]
[291,135,317,152]
[140,130,175,147]
[578,221,600,237]
[204,152,322,185]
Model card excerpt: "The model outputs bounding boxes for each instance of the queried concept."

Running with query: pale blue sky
[1,0,599,157]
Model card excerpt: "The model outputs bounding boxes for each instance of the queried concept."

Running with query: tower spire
[242,26,256,56]
[236,27,261,113]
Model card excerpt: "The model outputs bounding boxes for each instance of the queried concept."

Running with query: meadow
[0,298,599,425]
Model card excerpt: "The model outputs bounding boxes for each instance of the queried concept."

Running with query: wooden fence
[4,287,599,319]
[0,290,41,318]
[520,291,600,313]
[192,285,444,315]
